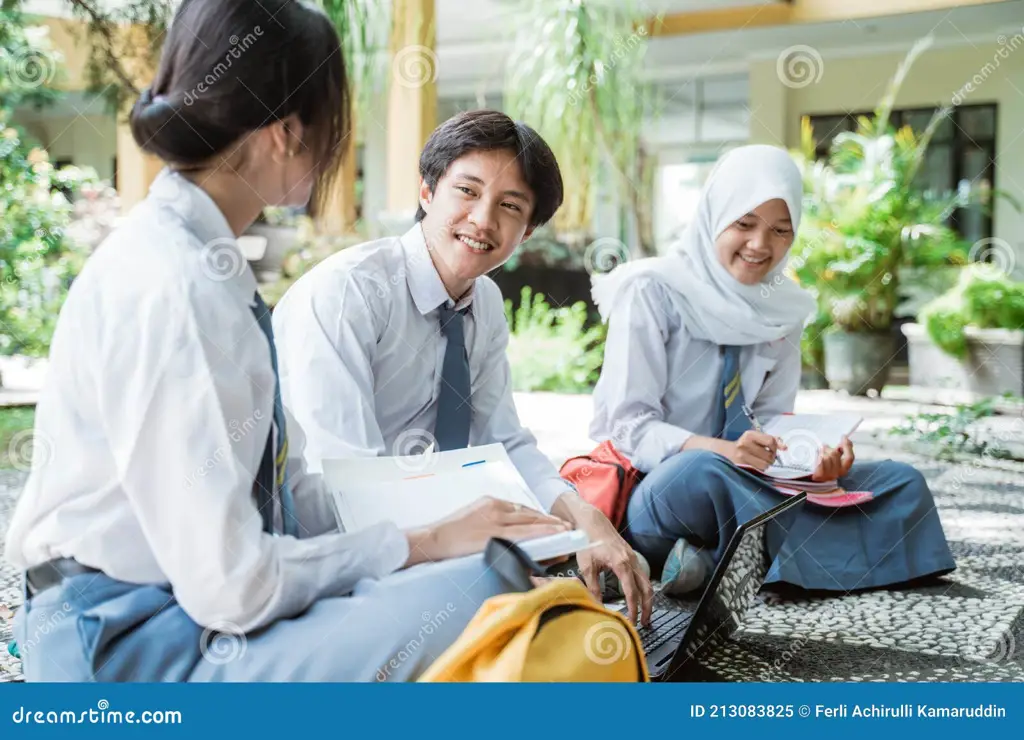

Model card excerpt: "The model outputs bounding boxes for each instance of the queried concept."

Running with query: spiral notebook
[738,413,871,507]
[757,412,863,480]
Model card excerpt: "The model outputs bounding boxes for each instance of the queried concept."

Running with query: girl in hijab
[589,145,955,596]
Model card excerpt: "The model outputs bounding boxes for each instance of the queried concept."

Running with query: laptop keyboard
[638,609,691,653]
[614,595,693,654]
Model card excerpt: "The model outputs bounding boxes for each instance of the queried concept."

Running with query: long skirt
[622,449,956,592]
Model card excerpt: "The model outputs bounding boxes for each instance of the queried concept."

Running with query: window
[647,74,750,146]
[807,104,997,242]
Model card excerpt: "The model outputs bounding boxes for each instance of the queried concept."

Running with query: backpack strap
[484,537,548,592]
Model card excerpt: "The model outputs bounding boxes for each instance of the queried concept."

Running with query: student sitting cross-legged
[588,144,956,597]
[5,0,578,683]
[272,110,653,625]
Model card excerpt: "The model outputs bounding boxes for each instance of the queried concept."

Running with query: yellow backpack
[419,539,649,683]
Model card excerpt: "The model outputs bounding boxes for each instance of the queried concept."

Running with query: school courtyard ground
[1,360,1022,682]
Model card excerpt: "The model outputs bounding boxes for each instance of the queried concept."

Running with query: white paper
[330,456,543,532]
[322,443,524,490]
[761,413,862,478]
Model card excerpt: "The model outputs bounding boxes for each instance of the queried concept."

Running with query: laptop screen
[675,514,770,663]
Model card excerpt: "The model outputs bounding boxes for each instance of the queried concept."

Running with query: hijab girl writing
[589,145,955,596]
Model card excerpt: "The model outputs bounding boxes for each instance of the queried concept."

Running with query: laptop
[607,492,806,681]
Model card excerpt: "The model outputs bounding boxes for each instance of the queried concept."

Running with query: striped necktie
[251,292,299,537]
[434,303,472,451]
[715,345,752,442]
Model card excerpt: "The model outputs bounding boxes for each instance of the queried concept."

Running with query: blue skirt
[622,449,956,592]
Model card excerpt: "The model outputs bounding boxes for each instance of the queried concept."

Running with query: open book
[757,413,863,480]
[321,444,589,562]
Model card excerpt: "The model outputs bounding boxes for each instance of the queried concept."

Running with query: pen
[742,404,784,466]
[741,403,764,433]
[461,460,486,468]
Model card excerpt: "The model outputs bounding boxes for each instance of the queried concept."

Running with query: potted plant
[791,38,975,395]
[242,206,310,282]
[902,264,1024,396]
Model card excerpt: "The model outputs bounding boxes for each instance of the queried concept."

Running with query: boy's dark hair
[129,0,348,216]
[416,110,563,228]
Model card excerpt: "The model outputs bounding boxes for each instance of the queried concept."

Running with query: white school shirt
[4,170,409,632]
[589,276,803,473]
[271,223,574,511]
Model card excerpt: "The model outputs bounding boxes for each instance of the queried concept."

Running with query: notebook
[759,412,863,480]
[321,444,590,561]
[738,413,869,508]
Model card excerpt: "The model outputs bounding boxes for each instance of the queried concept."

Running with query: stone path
[1,390,1022,681]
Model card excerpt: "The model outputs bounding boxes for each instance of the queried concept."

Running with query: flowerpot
[800,364,829,390]
[823,330,897,395]
[901,323,1024,396]
[243,223,299,279]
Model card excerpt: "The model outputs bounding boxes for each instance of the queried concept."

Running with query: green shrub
[503,287,605,393]
[919,264,1024,358]
[921,294,970,358]
[0,9,88,357]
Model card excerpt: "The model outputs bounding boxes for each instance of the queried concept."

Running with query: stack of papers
[321,444,589,560]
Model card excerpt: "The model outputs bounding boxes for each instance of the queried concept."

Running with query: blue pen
[461,460,486,468]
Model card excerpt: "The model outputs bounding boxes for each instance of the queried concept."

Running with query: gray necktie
[715,344,752,442]
[434,303,471,451]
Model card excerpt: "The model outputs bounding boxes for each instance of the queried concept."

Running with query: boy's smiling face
[418,148,536,298]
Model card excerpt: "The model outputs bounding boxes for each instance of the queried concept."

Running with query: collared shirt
[272,224,574,511]
[589,275,803,473]
[4,169,409,632]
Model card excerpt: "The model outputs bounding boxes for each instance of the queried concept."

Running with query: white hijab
[592,144,816,346]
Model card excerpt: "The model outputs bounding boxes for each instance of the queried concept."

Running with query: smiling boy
[272,110,653,623]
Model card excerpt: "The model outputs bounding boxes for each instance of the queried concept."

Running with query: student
[4,0,573,683]
[272,109,653,625]
[589,144,956,596]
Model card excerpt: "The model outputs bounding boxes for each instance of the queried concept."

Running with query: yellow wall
[751,42,1024,273]
[38,17,92,92]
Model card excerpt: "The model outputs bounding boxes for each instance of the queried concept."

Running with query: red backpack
[559,441,643,529]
